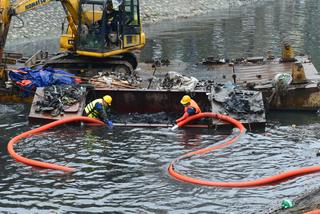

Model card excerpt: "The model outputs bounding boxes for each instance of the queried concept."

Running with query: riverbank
[140,0,267,23]
[7,0,269,41]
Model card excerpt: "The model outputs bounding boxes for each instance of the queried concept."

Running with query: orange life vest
[176,99,202,123]
[184,99,201,115]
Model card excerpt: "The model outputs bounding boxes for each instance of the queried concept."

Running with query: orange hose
[7,116,104,172]
[304,210,320,214]
[169,112,320,187]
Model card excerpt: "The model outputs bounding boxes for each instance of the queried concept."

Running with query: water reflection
[180,131,202,148]
[140,0,320,71]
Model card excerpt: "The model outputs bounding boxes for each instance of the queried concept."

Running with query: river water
[3,0,320,213]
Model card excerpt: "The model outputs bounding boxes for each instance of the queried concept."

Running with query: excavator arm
[0,0,56,79]
[1,0,55,60]
[0,0,12,78]
[0,0,79,50]
[0,0,79,81]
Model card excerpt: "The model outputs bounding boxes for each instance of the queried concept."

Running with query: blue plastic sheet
[9,67,76,96]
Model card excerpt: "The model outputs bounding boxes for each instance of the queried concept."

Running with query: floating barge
[198,54,320,111]
[28,86,266,130]
[3,47,320,129]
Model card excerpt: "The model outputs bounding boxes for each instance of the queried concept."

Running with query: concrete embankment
[7,0,267,41]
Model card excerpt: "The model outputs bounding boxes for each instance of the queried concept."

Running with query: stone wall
[7,0,264,41]
[140,0,262,23]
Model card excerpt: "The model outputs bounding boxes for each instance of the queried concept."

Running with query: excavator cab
[76,0,144,56]
[77,0,111,52]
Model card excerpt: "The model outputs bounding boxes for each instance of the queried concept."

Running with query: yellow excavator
[0,0,145,79]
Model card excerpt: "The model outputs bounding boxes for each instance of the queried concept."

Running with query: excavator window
[75,0,141,52]
[124,0,139,26]
[77,0,113,52]
[122,0,141,48]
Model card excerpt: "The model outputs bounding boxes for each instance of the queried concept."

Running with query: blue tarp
[9,67,77,96]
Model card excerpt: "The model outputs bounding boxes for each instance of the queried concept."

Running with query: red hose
[7,116,104,172]
[168,112,320,187]
[304,211,320,214]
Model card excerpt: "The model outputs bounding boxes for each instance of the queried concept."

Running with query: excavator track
[42,52,137,76]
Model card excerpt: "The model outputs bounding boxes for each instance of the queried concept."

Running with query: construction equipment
[0,0,145,85]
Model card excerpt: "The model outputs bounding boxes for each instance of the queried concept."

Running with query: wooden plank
[1,58,17,65]
[3,52,23,59]
[24,50,48,67]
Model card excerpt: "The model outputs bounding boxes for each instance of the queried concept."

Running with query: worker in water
[84,95,113,127]
[176,95,201,123]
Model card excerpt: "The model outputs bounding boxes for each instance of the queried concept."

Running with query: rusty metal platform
[198,56,317,84]
[87,87,266,130]
[5,51,320,130]
[195,56,320,111]
[28,87,86,123]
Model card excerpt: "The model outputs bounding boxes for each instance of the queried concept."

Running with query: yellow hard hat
[103,95,112,105]
[180,95,191,105]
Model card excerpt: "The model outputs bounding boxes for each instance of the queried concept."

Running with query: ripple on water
[1,120,320,213]
[3,0,320,212]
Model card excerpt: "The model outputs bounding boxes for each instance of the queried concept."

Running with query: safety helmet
[180,95,191,105]
[103,95,112,105]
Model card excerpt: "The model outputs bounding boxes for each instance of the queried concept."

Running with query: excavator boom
[0,0,11,81]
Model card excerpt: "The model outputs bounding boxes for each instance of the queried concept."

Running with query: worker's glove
[107,120,113,127]
[104,119,113,127]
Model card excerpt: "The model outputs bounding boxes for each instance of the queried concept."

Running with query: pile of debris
[209,83,265,120]
[199,56,267,66]
[195,79,216,91]
[88,70,141,89]
[159,71,198,91]
[159,71,219,92]
[35,85,86,117]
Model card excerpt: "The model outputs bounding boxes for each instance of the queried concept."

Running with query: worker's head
[107,2,113,11]
[106,0,122,11]
[180,95,191,106]
[103,95,112,106]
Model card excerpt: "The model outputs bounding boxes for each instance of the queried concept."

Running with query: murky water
[3,0,320,213]
[1,104,320,213]
[140,0,320,77]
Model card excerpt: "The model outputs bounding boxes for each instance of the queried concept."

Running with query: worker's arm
[175,108,196,123]
[176,113,188,123]
[0,0,79,77]
[95,103,112,126]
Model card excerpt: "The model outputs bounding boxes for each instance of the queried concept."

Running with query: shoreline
[7,0,269,41]
[140,0,267,23]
